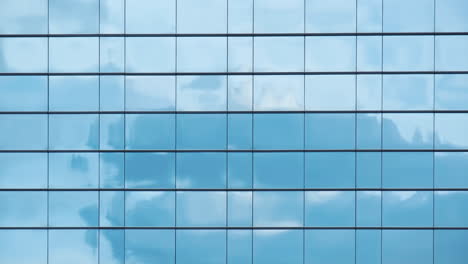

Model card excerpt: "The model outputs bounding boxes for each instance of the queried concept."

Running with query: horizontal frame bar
[0,188,466,192]
[0,227,465,230]
[0,149,467,153]
[1,110,468,114]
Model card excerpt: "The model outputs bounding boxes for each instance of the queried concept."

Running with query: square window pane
[228,153,253,188]
[435,152,468,188]
[177,76,227,111]
[228,0,252,33]
[228,230,252,264]
[0,191,47,227]
[382,230,433,264]
[49,153,99,188]
[177,114,226,149]
[0,0,47,34]
[306,36,356,71]
[126,0,175,33]
[254,37,304,72]
[49,0,98,33]
[125,114,175,150]
[0,230,47,264]
[254,75,304,111]
[176,153,226,188]
[383,36,434,71]
[49,114,99,150]
[228,37,252,72]
[435,230,468,264]
[254,0,304,33]
[0,38,47,73]
[435,113,468,149]
[50,37,98,72]
[306,113,355,149]
[49,230,98,264]
[306,0,356,33]
[254,230,303,264]
[254,113,304,150]
[357,75,382,110]
[126,37,175,72]
[306,152,355,188]
[383,0,434,32]
[228,114,252,150]
[100,153,124,188]
[0,76,47,111]
[306,191,355,227]
[100,76,124,111]
[126,230,175,263]
[125,153,175,188]
[0,153,47,188]
[306,75,355,110]
[49,191,98,227]
[0,114,47,150]
[383,191,433,227]
[126,76,175,111]
[177,0,227,33]
[49,76,99,111]
[436,0,468,32]
[228,76,252,111]
[100,0,124,33]
[382,152,433,188]
[228,192,252,227]
[357,36,382,71]
[177,230,226,264]
[254,191,303,227]
[436,36,468,71]
[357,152,382,188]
[357,0,382,32]
[126,191,175,226]
[254,153,304,188]
[356,230,381,264]
[435,191,468,227]
[306,230,355,264]
[100,191,124,227]
[357,191,381,227]
[383,113,433,149]
[383,75,434,110]
[435,74,468,110]
[177,37,227,72]
[177,192,226,227]
[357,113,381,149]
[100,37,124,72]
[100,114,124,150]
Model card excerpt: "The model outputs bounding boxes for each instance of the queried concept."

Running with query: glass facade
[1,0,468,263]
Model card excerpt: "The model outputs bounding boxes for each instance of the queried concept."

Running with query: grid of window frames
[1,0,468,263]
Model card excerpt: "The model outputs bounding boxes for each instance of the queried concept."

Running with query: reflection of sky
[0,76,47,111]
[177,76,226,111]
[0,153,47,188]
[383,0,434,32]
[435,152,468,187]
[383,191,433,227]
[0,192,47,227]
[436,36,468,71]
[0,38,47,73]
[126,0,175,33]
[49,191,98,227]
[306,0,356,33]
[254,191,303,227]
[0,0,47,34]
[254,75,304,110]
[254,230,303,264]
[177,37,226,72]
[49,153,99,188]
[306,36,356,71]
[49,230,98,264]
[255,37,304,72]
[436,0,468,32]
[49,37,99,73]
[435,191,468,227]
[49,0,99,34]
[382,230,433,264]
[254,0,303,33]
[383,36,434,71]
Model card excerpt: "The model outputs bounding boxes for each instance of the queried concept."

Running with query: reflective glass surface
[254,37,304,72]
[253,191,303,227]
[126,0,175,33]
[306,114,355,149]
[0,230,47,264]
[177,153,226,188]
[49,153,99,188]
[382,230,433,264]
[49,191,98,227]
[383,191,433,227]
[177,37,226,72]
[126,37,175,73]
[177,0,227,33]
[306,37,356,72]
[383,0,434,32]
[125,153,175,188]
[435,191,468,227]
[436,36,468,71]
[0,114,47,150]
[306,230,355,264]
[0,0,48,34]
[382,113,433,149]
[0,191,47,227]
[0,76,47,111]
[306,75,355,110]
[125,114,175,150]
[177,192,226,227]
[126,191,175,226]
[49,37,99,73]
[306,0,356,33]
[49,76,99,111]
[0,38,47,73]
[176,230,225,264]
[306,191,355,226]
[382,152,433,188]
[306,152,355,188]
[177,76,227,111]
[254,230,303,264]
[254,153,303,188]
[254,113,304,150]
[177,114,226,149]
[126,76,175,111]
[383,36,434,71]
[126,230,175,263]
[49,230,98,264]
[254,75,304,111]
[49,114,99,150]
[435,113,468,149]
[49,0,98,34]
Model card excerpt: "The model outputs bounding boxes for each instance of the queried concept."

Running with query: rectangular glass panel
[435,74,468,110]
[100,152,124,188]
[49,114,99,150]
[435,230,468,264]
[357,0,382,32]
[177,114,226,150]
[176,153,226,188]
[254,75,304,111]
[383,36,434,71]
[357,75,382,110]
[100,37,124,72]
[0,114,47,150]
[306,36,356,71]
[177,76,227,111]
[435,113,468,149]
[228,230,252,264]
[100,230,124,264]
[254,153,304,188]
[383,0,434,32]
[383,75,434,110]
[49,0,98,33]
[0,38,47,73]
[125,0,175,33]
[356,230,381,264]
[436,0,468,32]
[228,0,252,33]
[254,113,304,150]
[254,37,304,72]
[100,76,124,111]
[49,191,98,227]
[306,152,355,188]
[100,114,124,150]
[228,114,252,150]
[100,0,124,33]
[253,191,303,227]
[254,230,303,264]
[49,76,99,111]
[49,230,98,264]
[0,230,47,264]
[0,76,47,111]
[0,191,47,227]
[125,230,175,263]
[100,191,124,227]
[126,76,175,111]
[177,37,227,72]
[49,153,99,188]
[228,192,252,226]
[228,37,252,72]
[436,36,468,71]
[0,0,47,34]
[357,113,381,149]
[125,191,175,226]
[126,37,175,72]
[125,153,175,188]
[357,191,381,227]
[177,191,226,227]
[434,152,468,188]
[382,230,433,264]
[356,152,382,188]
[228,76,252,111]
[382,113,433,149]
[306,191,355,227]
[383,191,433,227]
[176,230,226,264]
[306,75,355,110]
[228,153,252,188]
[49,37,99,73]
[177,0,227,33]
[306,0,356,33]
[306,113,355,149]
[357,36,382,71]
[125,114,175,150]
[306,230,355,264]
[0,153,47,188]
[382,152,433,188]
[254,0,303,33]
[435,191,468,227]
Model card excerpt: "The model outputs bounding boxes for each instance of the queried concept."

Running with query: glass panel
[357,113,381,149]
[383,36,434,71]
[0,114,47,150]
[126,37,175,73]
[100,191,124,227]
[228,192,252,226]
[177,0,226,33]
[49,114,99,150]
[126,76,175,111]
[435,152,468,188]
[382,113,433,149]
[382,152,433,188]
[49,37,99,73]
[306,75,355,110]
[357,191,381,227]
[356,152,382,188]
[228,76,252,111]
[126,191,175,226]
[49,230,98,264]
[228,0,252,33]
[228,114,252,150]
[228,37,252,72]
[125,114,175,150]
[356,230,381,264]
[49,76,99,111]
[306,152,355,188]
[0,0,47,34]
[435,230,468,264]
[126,230,175,263]
[436,36,468,71]
[177,114,226,150]
[383,191,433,227]
[49,191,98,227]
[435,113,468,149]
[254,37,304,72]
[383,75,434,110]
[176,230,226,264]
[357,0,382,32]
[357,75,382,110]
[176,153,226,188]
[125,153,175,188]
[357,36,382,71]
[100,76,124,111]
[177,192,226,227]
[436,0,468,32]
[253,230,303,264]
[435,74,468,110]
[177,37,227,72]
[254,153,303,188]
[125,0,175,33]
[0,191,47,227]
[382,230,433,264]
[306,0,356,33]
[306,113,355,149]
[228,230,252,264]
[0,153,47,188]
[254,0,303,33]
[100,0,124,33]
[177,76,227,111]
[383,0,434,32]
[0,76,47,111]
[254,113,304,150]
[100,152,124,188]
[49,0,98,33]
[435,191,468,227]
[100,230,124,264]
[100,114,124,150]
[0,38,47,73]
[49,153,99,188]
[254,75,304,110]
[100,37,124,72]
[306,230,355,264]
[0,230,47,264]
[228,153,253,188]
[253,191,303,227]
[306,36,356,71]
[306,191,355,227]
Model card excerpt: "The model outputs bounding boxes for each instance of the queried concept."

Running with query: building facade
[1,0,468,263]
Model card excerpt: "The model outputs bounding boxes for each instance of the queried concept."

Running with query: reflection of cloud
[0,38,47,72]
[126,191,165,210]
[49,230,98,264]
[306,191,341,204]
[254,75,303,110]
[0,230,47,264]
[435,114,468,148]
[228,76,252,110]
[178,192,226,226]
[0,0,47,34]
[177,76,226,111]
[390,191,417,201]
[126,76,175,110]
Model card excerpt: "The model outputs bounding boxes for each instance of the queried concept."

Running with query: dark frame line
[1,188,467,191]
[0,226,466,230]
[1,149,467,153]
[1,110,468,114]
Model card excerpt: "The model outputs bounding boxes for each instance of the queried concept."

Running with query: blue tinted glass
[435,230,468,264]
[100,37,124,72]
[100,76,124,111]
[126,153,175,188]
[254,0,303,33]
[228,0,252,33]
[306,152,355,188]
[357,191,381,227]
[228,76,252,111]
[126,37,175,72]
[100,153,124,188]
[49,37,99,72]
[306,191,355,227]
[228,192,252,226]
[177,0,227,33]
[126,0,175,33]
[125,114,175,150]
[383,0,434,32]
[254,191,303,227]
[126,76,175,111]
[357,0,382,32]
[436,0,468,32]
[0,230,47,264]
[0,114,47,150]
[0,191,47,227]
[306,230,355,264]
[435,152,468,188]
[435,113,468,149]
[177,153,226,188]
[357,36,382,71]
[100,0,124,33]
[383,36,434,71]
[228,153,253,188]
[435,75,468,110]
[383,113,433,149]
[49,76,99,111]
[228,37,252,72]
[254,230,303,264]
[356,230,381,264]
[49,230,98,264]
[254,75,304,110]
[100,114,124,150]
[100,230,124,264]
[436,36,468,71]
[100,191,124,227]
[177,192,226,227]
[49,114,99,150]
[126,230,175,263]
[0,38,47,73]
[254,114,304,150]
[228,230,252,264]
[254,153,304,188]
[49,191,98,227]
[177,37,227,72]
[177,114,226,149]
[357,75,382,110]
[357,113,381,149]
[383,75,434,110]
[306,114,355,149]
[306,37,356,71]
[435,191,468,227]
[49,153,98,188]
[383,152,433,188]
[383,191,433,227]
[177,76,227,111]
[228,114,252,149]
[177,230,226,264]
[0,153,47,188]
[49,0,98,33]
[126,191,175,226]
[0,76,47,111]
[0,0,47,34]
[356,152,382,188]
[382,230,433,264]
[306,0,356,33]
[306,75,355,110]
[254,37,304,72]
